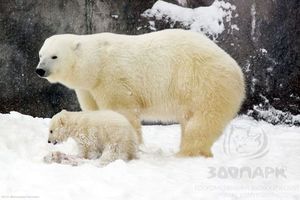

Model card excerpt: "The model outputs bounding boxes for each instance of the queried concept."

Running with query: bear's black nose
[48,140,51,143]
[36,68,46,77]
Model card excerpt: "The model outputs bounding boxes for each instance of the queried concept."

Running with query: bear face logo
[223,123,268,160]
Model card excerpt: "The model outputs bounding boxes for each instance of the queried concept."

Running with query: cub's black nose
[36,68,46,77]
[48,140,51,143]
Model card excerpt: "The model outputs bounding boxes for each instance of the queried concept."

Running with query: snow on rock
[247,94,300,126]
[142,0,237,39]
[0,112,299,199]
[250,105,300,126]
[250,2,257,41]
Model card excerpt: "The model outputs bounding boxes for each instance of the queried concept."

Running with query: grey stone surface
[0,0,299,124]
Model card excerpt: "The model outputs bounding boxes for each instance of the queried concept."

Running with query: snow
[111,14,119,19]
[0,112,300,199]
[251,2,256,41]
[142,0,238,40]
[260,48,268,54]
[177,0,187,7]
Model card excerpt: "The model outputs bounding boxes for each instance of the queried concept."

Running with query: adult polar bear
[36,29,245,157]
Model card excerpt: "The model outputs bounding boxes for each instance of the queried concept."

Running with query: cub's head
[48,110,70,145]
[36,35,80,85]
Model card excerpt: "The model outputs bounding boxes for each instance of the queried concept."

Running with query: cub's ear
[72,41,81,51]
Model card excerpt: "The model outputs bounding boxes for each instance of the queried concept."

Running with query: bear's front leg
[75,89,98,111]
[127,115,143,144]
[117,110,143,144]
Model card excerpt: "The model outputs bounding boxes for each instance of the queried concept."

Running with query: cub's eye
[51,56,58,59]
[50,130,53,134]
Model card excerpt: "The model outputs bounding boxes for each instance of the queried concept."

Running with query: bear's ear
[72,41,81,51]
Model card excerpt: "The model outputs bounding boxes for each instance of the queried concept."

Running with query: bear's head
[48,110,70,145]
[36,35,81,87]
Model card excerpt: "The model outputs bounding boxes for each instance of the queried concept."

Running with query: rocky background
[0,0,299,124]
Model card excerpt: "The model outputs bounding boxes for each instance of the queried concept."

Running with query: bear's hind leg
[177,112,227,157]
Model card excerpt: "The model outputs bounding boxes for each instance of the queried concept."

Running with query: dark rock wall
[0,0,299,121]
[0,0,87,116]
[225,0,300,116]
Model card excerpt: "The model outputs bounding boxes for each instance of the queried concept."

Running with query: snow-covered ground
[0,112,299,200]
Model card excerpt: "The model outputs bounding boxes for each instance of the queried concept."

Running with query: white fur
[39,29,245,157]
[48,110,138,165]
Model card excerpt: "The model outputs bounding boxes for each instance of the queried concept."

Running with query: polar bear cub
[47,110,138,165]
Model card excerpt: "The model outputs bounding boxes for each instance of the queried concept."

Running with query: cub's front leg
[77,143,101,160]
[98,143,130,166]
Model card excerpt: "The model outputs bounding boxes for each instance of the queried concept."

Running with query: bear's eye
[51,56,58,59]
[50,130,53,134]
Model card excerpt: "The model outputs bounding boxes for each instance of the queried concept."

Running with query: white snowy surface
[0,112,300,200]
[142,0,238,39]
